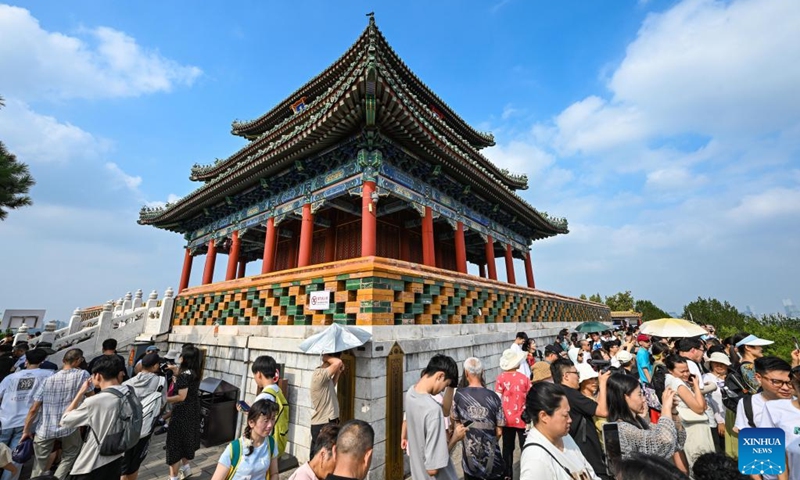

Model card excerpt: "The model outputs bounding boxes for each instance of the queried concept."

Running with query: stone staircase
[17,288,176,364]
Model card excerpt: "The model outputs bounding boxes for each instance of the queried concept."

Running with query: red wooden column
[324,225,336,263]
[525,250,536,289]
[262,217,277,274]
[422,206,435,267]
[237,259,246,279]
[454,221,467,274]
[225,231,240,281]
[504,244,516,284]
[179,248,193,292]
[202,239,217,285]
[298,203,314,267]
[478,264,486,278]
[485,235,497,280]
[399,228,410,262]
[362,181,377,257]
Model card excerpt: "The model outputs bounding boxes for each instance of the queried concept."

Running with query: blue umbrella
[298,323,372,354]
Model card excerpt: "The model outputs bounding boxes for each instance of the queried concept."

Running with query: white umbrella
[640,318,707,338]
[298,323,372,354]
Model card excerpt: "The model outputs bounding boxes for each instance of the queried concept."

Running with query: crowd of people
[401,326,800,480]
[0,321,798,480]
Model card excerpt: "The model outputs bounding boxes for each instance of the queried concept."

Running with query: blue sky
[1,0,798,321]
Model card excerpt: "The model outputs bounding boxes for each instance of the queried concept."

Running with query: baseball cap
[146,345,160,352]
[637,334,651,342]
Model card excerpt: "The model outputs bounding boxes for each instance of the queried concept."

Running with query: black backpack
[722,367,751,413]
[651,364,668,403]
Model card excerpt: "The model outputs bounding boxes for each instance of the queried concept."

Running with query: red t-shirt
[495,371,531,429]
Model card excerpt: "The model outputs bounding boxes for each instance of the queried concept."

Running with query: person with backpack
[211,399,280,480]
[733,356,794,434]
[165,345,202,480]
[250,355,289,457]
[731,333,772,393]
[121,352,167,480]
[60,355,140,479]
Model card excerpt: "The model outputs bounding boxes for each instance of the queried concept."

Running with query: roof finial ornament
[366,11,375,26]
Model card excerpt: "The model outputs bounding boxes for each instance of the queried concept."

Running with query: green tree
[605,291,635,311]
[579,294,587,300]
[588,293,603,303]
[0,141,34,220]
[634,299,669,322]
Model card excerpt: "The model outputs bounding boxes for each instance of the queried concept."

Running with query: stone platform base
[168,321,581,480]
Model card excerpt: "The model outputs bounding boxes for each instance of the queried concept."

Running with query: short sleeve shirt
[0,368,54,428]
[735,393,766,431]
[218,437,278,480]
[636,348,652,383]
[561,386,605,477]
[310,366,339,425]
[405,385,458,480]
[32,368,91,439]
[495,371,530,429]
[452,386,505,479]
[759,399,800,480]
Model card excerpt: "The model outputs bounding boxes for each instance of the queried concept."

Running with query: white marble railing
[45,287,176,365]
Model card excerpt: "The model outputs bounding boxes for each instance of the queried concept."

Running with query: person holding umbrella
[299,324,372,447]
[310,352,344,445]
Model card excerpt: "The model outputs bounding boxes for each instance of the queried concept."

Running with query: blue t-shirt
[636,348,653,383]
[218,437,277,480]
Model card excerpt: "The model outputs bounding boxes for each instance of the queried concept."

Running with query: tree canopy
[634,299,669,322]
[605,290,635,311]
[0,141,34,220]
[0,96,35,220]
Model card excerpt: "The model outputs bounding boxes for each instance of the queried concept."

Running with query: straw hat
[532,362,552,383]
[499,349,527,371]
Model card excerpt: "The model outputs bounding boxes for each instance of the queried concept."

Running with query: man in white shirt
[510,332,531,378]
[0,348,53,479]
[61,354,132,479]
[734,356,793,432]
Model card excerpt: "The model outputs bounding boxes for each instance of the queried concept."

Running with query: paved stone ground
[135,432,522,480]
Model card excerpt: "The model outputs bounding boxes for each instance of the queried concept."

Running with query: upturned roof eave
[230,19,495,149]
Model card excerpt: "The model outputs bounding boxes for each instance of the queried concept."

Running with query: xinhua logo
[738,428,786,476]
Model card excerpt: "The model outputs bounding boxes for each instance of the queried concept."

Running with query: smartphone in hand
[462,419,474,428]
[237,400,250,412]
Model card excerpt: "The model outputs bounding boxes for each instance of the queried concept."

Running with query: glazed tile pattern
[172,259,609,327]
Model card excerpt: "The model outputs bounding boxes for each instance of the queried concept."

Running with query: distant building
[783,299,800,318]
[1,309,47,331]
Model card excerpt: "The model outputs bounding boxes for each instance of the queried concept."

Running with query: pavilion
[139,16,609,479]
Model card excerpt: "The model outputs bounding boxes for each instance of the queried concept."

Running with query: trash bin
[198,377,239,447]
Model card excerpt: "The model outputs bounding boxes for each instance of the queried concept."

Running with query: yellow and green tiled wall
[173,273,608,326]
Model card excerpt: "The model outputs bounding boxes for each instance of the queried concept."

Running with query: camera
[589,359,611,373]
[159,357,175,375]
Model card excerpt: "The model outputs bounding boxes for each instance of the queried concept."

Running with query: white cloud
[105,162,143,191]
[0,99,110,164]
[0,4,202,101]
[727,187,800,223]
[487,0,800,313]
[645,167,707,191]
